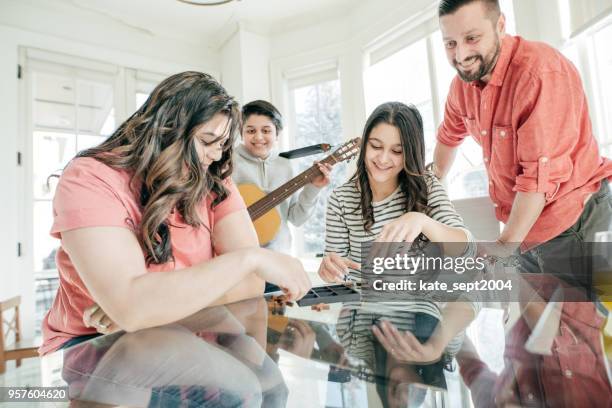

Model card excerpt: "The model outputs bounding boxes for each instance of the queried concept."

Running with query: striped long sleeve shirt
[325,172,479,359]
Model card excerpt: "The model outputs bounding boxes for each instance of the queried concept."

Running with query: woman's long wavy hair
[76,71,240,265]
[351,102,429,232]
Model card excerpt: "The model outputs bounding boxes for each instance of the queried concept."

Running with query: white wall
[220,30,245,102]
[0,32,21,304]
[220,26,271,104]
[240,30,271,103]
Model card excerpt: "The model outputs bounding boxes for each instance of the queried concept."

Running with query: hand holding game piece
[318,252,361,283]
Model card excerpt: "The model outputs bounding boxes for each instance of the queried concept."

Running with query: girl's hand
[310,162,332,188]
[372,320,443,364]
[83,304,120,335]
[253,250,312,301]
[318,252,361,283]
[376,212,427,243]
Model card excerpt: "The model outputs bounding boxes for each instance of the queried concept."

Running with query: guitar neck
[248,155,338,221]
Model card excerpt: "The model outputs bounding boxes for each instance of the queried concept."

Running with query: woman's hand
[310,162,332,188]
[83,304,120,335]
[318,252,361,283]
[376,212,428,243]
[253,249,312,301]
[372,320,443,364]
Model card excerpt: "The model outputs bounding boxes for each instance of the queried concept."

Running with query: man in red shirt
[433,0,612,275]
[432,1,612,405]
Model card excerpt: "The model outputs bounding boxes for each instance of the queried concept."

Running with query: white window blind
[285,60,338,90]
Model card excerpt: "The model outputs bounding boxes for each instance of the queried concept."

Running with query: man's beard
[454,37,501,83]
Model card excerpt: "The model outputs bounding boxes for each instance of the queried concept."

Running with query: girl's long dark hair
[76,71,240,265]
[352,102,429,231]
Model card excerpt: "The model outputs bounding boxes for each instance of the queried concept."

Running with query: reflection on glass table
[57,277,612,408]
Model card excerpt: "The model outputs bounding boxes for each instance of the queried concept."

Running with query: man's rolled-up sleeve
[437,78,469,147]
[513,72,577,202]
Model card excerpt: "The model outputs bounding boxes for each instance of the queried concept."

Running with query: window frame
[285,66,343,257]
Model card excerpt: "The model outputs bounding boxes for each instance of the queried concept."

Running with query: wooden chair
[0,296,39,374]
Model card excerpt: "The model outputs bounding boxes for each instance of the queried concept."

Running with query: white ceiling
[36,0,355,48]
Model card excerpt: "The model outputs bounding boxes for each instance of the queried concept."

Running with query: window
[134,71,166,110]
[30,68,115,277]
[290,78,344,255]
[591,19,612,156]
[136,92,149,110]
[560,12,612,157]
[364,38,436,161]
[27,61,116,333]
[364,31,491,200]
[500,0,517,35]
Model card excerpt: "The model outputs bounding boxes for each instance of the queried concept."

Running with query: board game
[296,284,360,307]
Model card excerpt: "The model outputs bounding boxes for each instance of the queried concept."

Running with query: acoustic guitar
[238,138,361,245]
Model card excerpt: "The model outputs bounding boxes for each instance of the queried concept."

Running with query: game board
[296,284,360,307]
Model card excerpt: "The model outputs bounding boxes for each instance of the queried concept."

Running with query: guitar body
[238,183,282,245]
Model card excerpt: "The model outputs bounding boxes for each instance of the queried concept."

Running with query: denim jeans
[518,179,612,302]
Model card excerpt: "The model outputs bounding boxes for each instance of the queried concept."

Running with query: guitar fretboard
[248,154,339,221]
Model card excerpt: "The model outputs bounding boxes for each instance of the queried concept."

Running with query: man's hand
[497,191,546,244]
[432,142,458,180]
[426,162,443,180]
[477,241,520,264]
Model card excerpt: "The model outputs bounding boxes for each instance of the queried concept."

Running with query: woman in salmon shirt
[40,71,311,355]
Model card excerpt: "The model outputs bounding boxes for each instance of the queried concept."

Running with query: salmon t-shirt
[39,157,246,355]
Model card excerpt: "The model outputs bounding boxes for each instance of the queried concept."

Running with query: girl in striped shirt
[318,101,479,365]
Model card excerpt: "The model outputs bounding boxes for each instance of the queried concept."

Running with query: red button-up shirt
[437,35,612,246]
[459,298,610,407]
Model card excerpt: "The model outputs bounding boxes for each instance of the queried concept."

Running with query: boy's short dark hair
[241,100,284,132]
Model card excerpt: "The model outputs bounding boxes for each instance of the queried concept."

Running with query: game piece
[311,303,330,311]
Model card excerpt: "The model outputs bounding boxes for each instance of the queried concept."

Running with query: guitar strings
[247,141,359,220]
[248,160,330,220]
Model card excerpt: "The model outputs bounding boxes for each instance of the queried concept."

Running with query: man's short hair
[438,0,501,19]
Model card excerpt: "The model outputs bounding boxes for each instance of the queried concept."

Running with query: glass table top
[59,287,612,408]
